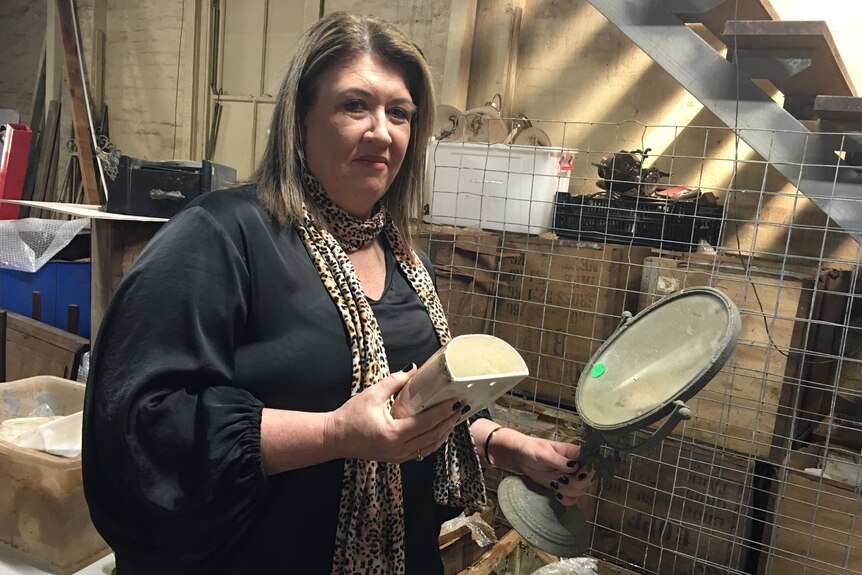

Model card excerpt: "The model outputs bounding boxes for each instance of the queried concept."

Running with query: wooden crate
[439,504,498,574]
[490,236,652,408]
[2,311,89,382]
[484,395,599,527]
[808,274,862,450]
[590,435,757,575]
[413,223,501,337]
[448,526,642,575]
[760,444,862,575]
[637,256,813,459]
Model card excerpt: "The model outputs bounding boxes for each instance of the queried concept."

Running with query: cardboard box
[490,236,652,408]
[413,223,501,337]
[425,140,575,234]
[637,256,812,459]
[0,376,109,574]
[760,444,862,575]
[590,435,756,575]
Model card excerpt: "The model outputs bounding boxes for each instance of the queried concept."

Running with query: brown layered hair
[250,11,435,246]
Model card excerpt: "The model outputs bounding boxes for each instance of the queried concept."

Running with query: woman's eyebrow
[338,87,415,109]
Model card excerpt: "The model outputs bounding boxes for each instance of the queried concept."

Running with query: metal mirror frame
[498,286,742,557]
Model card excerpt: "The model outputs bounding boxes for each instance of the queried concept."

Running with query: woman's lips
[355,156,389,170]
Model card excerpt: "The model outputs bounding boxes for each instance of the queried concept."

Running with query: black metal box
[106,156,236,219]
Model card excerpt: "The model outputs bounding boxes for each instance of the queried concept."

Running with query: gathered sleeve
[82,206,268,555]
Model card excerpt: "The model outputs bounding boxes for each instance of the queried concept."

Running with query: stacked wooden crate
[412,223,502,337]
[636,255,814,459]
[417,222,862,574]
[489,234,652,409]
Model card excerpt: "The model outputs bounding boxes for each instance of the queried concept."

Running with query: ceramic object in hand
[391,334,528,420]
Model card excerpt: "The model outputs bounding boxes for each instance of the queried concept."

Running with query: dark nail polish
[460,404,471,415]
[555,493,564,501]
[401,363,414,372]
[452,401,462,411]
[578,473,588,480]
[550,480,559,490]
[558,475,569,485]
[566,460,578,468]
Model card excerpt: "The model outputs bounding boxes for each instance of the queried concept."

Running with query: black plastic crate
[553,192,724,251]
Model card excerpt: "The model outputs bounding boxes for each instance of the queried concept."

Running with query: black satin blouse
[82,186,465,574]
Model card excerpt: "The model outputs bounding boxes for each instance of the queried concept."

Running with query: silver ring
[416,451,424,462]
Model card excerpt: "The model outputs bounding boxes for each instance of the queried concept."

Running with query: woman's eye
[344,100,367,113]
[389,107,413,122]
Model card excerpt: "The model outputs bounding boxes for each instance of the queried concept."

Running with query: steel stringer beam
[585,0,862,242]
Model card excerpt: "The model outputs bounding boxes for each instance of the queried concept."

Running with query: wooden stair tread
[680,0,778,41]
[815,95,862,122]
[723,20,857,98]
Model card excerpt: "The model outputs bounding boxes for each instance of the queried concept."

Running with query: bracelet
[483,426,504,468]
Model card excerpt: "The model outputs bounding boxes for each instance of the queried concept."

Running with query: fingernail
[401,363,414,372]
[558,475,569,485]
[452,401,462,411]
[566,460,578,468]
[578,473,588,480]
[555,493,564,501]
[550,480,559,490]
[460,404,471,415]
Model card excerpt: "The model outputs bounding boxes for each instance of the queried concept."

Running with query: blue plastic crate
[0,261,90,338]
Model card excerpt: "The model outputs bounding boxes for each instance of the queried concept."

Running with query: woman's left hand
[511,435,595,505]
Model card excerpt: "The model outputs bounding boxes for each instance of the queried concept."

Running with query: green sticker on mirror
[591,363,606,378]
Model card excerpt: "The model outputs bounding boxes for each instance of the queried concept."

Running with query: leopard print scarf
[296,171,487,574]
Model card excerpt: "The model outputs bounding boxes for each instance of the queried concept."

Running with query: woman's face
[302,53,415,218]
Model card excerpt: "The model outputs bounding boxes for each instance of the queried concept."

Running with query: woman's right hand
[323,364,467,463]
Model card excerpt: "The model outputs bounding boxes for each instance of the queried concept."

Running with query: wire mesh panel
[413,117,862,575]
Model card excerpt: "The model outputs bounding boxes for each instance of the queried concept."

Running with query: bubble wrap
[0,218,88,272]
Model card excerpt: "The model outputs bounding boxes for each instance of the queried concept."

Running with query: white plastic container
[0,376,110,574]
[425,139,576,234]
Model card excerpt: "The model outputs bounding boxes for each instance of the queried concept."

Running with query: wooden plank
[55,0,101,205]
[723,20,857,98]
[815,95,862,123]
[22,100,61,218]
[439,505,497,574]
[458,529,522,575]
[440,0,477,111]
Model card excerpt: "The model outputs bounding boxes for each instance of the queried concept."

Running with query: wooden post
[55,0,101,205]
[0,310,6,382]
[90,219,163,344]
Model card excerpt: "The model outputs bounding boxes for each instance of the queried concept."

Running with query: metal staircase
[584,0,862,242]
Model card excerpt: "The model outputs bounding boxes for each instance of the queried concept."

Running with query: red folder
[0,123,33,219]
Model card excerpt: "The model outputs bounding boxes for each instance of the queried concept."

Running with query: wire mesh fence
[414,117,862,574]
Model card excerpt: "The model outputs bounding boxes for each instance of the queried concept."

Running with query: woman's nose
[364,110,393,145]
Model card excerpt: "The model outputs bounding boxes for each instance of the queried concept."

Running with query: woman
[82,12,593,575]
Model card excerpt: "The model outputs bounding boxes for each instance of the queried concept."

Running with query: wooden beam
[55,0,101,205]
[457,529,521,575]
[441,0,477,110]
